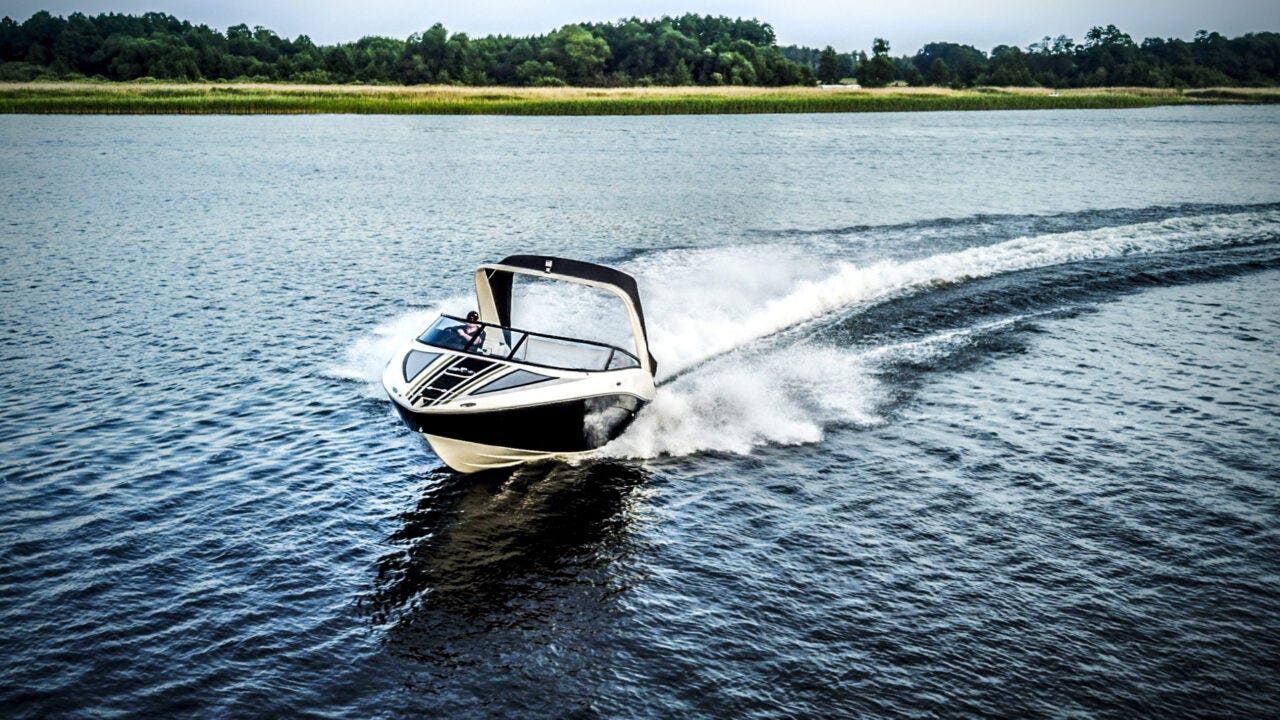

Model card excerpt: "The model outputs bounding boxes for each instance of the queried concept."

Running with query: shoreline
[1,83,1277,115]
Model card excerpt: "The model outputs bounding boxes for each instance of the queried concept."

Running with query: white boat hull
[421,433,594,473]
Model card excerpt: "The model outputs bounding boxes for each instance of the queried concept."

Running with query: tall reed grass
[2,83,1270,115]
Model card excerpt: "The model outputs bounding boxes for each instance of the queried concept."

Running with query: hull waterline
[391,393,646,472]
[420,433,596,473]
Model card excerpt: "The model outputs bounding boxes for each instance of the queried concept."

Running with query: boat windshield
[417,314,641,372]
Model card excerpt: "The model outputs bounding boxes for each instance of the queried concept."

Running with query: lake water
[2,106,1279,718]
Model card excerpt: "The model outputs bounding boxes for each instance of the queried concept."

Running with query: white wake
[636,210,1279,379]
[337,209,1279,458]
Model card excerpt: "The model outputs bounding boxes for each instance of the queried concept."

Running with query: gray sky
[4,1,1278,53]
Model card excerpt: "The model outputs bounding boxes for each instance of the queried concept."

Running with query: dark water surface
[2,107,1279,718]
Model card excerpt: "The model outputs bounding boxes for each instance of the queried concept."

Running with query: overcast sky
[5,1,1279,53]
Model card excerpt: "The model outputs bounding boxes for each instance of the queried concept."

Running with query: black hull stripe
[392,394,646,453]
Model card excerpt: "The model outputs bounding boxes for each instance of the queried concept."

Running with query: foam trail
[600,346,880,458]
[638,210,1280,378]
[602,315,1033,459]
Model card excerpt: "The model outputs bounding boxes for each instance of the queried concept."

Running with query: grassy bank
[2,83,1278,115]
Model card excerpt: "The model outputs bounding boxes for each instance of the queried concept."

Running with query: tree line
[0,12,806,86]
[809,27,1280,89]
[1,10,1277,88]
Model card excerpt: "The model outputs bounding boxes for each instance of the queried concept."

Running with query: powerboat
[382,255,657,473]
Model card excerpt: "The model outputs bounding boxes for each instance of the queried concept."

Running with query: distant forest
[2,10,1278,88]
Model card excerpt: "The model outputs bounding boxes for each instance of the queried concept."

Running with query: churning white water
[342,209,1280,457]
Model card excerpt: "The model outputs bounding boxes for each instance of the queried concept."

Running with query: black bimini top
[478,255,657,376]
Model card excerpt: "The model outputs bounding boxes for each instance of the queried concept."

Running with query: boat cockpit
[416,314,643,372]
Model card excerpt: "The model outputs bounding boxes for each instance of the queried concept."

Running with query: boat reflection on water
[362,459,651,665]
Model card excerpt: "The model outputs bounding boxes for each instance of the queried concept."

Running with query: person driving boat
[455,310,485,347]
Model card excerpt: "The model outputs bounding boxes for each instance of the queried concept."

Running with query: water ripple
[3,109,1279,718]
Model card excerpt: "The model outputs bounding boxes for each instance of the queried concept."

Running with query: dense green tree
[817,45,839,83]
[653,27,699,84]
[324,44,355,81]
[16,10,65,64]
[858,37,896,87]
[986,45,1036,85]
[349,36,402,82]
[900,61,925,86]
[516,59,562,86]
[0,17,21,61]
[399,23,447,84]
[1078,24,1152,85]
[768,43,840,85]
[1026,35,1076,87]
[51,12,100,74]
[926,57,953,85]
[668,58,694,85]
[597,20,655,80]
[912,42,987,86]
[839,53,856,79]
[544,25,609,84]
